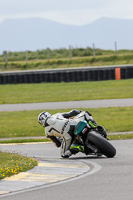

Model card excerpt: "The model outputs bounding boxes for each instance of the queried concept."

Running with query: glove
[88,119,97,128]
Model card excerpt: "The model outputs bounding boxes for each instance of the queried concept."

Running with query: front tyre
[86,131,116,158]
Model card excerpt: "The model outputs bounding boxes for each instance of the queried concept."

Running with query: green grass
[0,151,38,179]
[0,79,133,104]
[108,134,133,140]
[0,138,49,144]
[0,107,133,139]
[1,51,133,71]
[1,48,133,62]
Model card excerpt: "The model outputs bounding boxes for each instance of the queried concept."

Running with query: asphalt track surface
[0,98,133,112]
[0,140,133,200]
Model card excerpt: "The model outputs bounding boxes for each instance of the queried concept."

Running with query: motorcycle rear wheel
[86,131,116,158]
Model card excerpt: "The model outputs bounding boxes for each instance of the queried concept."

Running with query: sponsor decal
[82,128,87,134]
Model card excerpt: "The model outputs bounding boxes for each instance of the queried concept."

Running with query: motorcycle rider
[38,110,107,158]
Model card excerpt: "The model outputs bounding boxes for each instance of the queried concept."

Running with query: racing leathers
[44,110,95,158]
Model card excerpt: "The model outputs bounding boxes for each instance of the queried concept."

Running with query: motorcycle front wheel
[86,131,116,158]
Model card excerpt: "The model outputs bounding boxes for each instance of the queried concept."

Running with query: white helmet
[38,111,51,127]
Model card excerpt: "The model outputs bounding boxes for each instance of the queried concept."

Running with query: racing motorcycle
[72,120,116,158]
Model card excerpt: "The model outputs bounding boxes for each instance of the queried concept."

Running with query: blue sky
[0,0,133,25]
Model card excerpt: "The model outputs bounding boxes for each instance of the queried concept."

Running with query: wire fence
[0,42,120,65]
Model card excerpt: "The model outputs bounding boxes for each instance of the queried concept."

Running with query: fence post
[69,45,72,62]
[26,50,28,64]
[92,43,95,58]
[115,41,117,57]
[4,51,8,69]
[47,48,50,63]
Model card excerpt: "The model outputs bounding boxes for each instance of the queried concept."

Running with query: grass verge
[0,79,133,104]
[108,134,133,140]
[0,107,133,138]
[1,52,133,71]
[0,151,38,180]
[0,138,50,144]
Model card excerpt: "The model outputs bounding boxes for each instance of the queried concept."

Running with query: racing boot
[70,144,85,155]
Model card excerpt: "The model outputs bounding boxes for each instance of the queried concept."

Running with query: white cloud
[0,0,133,25]
[0,0,107,13]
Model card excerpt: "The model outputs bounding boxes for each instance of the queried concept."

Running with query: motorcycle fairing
[74,120,87,135]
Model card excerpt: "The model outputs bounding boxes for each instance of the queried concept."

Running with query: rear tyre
[86,131,116,158]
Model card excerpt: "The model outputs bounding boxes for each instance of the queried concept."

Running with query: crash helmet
[38,111,51,127]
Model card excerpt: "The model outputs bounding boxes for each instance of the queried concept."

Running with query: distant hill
[0,17,133,52]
